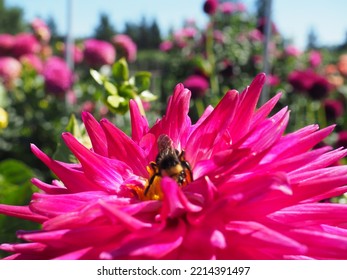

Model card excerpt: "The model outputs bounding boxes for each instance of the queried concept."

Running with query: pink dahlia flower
[0,34,15,56]
[203,0,219,15]
[0,56,22,88]
[309,50,322,68]
[112,34,137,62]
[324,99,344,121]
[159,40,173,52]
[83,39,115,68]
[284,45,302,57]
[20,54,43,73]
[2,73,347,260]
[42,56,73,95]
[12,33,40,58]
[31,18,51,43]
[183,74,209,98]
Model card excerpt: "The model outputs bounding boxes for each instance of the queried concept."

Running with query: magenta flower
[112,34,137,62]
[2,73,347,260]
[288,69,331,99]
[12,33,40,58]
[20,54,43,73]
[31,18,51,43]
[83,39,115,68]
[219,2,235,14]
[183,74,209,98]
[0,56,22,88]
[42,56,73,95]
[284,45,302,57]
[0,34,15,56]
[309,50,322,68]
[203,0,219,15]
[324,99,344,121]
[159,40,173,52]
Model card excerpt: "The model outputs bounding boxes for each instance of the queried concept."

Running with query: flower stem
[206,18,220,105]
[194,98,205,118]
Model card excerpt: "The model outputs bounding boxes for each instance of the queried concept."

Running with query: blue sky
[5,0,347,50]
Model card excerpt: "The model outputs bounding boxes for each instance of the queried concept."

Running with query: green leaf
[112,58,129,83]
[0,159,35,198]
[139,90,157,102]
[107,95,126,109]
[104,81,118,96]
[134,71,152,92]
[118,84,136,99]
[90,69,104,85]
[0,159,40,257]
[0,84,9,107]
[65,114,82,139]
[53,114,80,163]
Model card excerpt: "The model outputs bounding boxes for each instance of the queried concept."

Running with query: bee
[144,134,193,197]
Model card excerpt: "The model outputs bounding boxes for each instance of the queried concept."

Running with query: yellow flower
[0,107,8,129]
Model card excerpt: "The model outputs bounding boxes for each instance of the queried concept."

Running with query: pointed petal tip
[61,132,73,143]
[81,111,93,121]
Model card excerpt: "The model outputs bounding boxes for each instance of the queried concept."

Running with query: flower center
[132,135,193,201]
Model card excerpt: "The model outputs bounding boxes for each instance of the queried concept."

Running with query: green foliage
[53,114,90,163]
[0,66,68,181]
[0,159,40,258]
[90,58,156,114]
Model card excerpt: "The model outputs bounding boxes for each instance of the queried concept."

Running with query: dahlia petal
[191,105,214,130]
[29,191,108,218]
[250,92,282,131]
[158,83,191,148]
[138,132,157,161]
[258,146,332,172]
[240,108,289,152]
[276,125,335,160]
[18,225,124,248]
[42,201,119,230]
[225,221,306,257]
[53,247,93,260]
[62,132,131,193]
[160,177,202,219]
[99,200,153,230]
[100,220,185,259]
[100,119,148,177]
[31,178,68,194]
[218,172,293,218]
[82,111,108,157]
[210,229,227,249]
[0,242,46,253]
[31,144,103,193]
[289,147,347,174]
[184,176,217,206]
[282,166,347,202]
[0,204,47,222]
[287,228,347,259]
[269,203,347,227]
[262,124,320,162]
[2,253,42,260]
[186,89,239,166]
[129,99,149,143]
[227,73,266,143]
[178,226,219,259]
